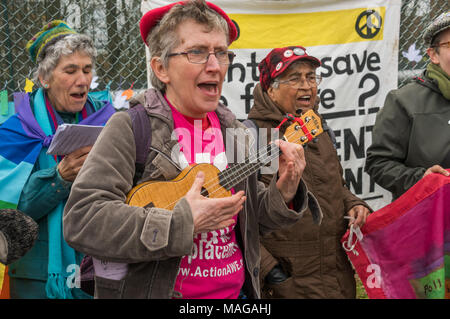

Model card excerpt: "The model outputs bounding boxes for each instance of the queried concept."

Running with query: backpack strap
[127,104,152,186]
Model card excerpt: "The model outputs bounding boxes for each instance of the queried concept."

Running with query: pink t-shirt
[169,102,245,299]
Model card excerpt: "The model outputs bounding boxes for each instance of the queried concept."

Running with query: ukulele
[126,109,323,209]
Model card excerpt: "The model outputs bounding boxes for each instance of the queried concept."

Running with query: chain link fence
[0,0,147,95]
[398,0,448,87]
[0,0,448,96]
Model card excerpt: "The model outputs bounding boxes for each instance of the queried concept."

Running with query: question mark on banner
[358,73,379,108]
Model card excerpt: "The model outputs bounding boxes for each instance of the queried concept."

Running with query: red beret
[140,1,238,46]
[259,46,321,91]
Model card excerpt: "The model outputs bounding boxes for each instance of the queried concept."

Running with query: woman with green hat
[0,20,114,299]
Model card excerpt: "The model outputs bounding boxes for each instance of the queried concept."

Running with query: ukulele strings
[159,121,312,210]
[200,120,311,194]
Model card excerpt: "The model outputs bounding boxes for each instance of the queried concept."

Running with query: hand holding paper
[47,123,103,156]
[57,145,92,182]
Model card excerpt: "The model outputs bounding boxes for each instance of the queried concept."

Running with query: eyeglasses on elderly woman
[168,48,236,65]
[275,74,322,88]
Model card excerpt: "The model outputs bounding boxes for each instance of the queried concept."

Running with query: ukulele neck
[218,142,282,190]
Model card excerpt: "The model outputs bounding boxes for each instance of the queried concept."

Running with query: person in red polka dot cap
[248,45,371,298]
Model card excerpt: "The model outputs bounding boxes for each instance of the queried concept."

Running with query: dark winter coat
[248,83,370,298]
[365,70,450,200]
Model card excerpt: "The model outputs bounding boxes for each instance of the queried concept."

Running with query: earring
[43,83,49,89]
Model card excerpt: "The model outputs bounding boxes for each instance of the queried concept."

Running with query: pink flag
[342,170,450,299]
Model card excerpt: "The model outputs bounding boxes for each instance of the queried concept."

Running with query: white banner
[141,0,401,210]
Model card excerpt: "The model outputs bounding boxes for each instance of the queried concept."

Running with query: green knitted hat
[26,20,78,63]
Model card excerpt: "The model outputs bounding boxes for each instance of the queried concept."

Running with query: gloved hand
[265,264,290,285]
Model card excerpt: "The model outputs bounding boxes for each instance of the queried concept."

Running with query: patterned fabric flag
[342,170,450,299]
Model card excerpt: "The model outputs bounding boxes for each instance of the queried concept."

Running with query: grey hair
[270,59,318,90]
[146,0,230,91]
[33,33,96,85]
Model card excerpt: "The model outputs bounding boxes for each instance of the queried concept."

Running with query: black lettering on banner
[333,129,341,155]
[333,55,354,75]
[227,62,246,82]
[353,51,367,73]
[320,57,333,78]
[337,126,384,200]
[345,166,384,198]
[319,50,381,78]
[352,50,381,73]
[228,50,382,118]
[344,127,365,160]
[345,167,363,194]
[247,52,260,82]
[334,125,374,161]
[317,88,336,109]
[242,82,255,114]
[358,73,380,107]
[367,52,381,71]
[322,110,356,120]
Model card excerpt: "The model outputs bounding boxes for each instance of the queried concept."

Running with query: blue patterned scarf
[0,88,114,298]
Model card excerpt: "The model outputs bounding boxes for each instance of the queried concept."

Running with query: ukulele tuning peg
[295,125,301,131]
[300,136,308,142]
[305,117,311,123]
[311,129,317,135]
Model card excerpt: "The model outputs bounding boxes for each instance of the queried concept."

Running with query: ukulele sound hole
[200,187,209,198]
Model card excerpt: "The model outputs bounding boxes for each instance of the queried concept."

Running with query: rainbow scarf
[342,171,450,299]
[0,88,114,298]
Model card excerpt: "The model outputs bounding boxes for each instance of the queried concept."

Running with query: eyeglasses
[168,49,236,65]
[431,41,450,49]
[275,74,322,88]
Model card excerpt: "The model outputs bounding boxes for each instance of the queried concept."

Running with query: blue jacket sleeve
[18,165,72,221]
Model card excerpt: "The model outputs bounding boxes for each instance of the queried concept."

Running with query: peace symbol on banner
[355,10,382,39]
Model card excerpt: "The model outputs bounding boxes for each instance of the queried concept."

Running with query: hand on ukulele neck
[274,139,306,204]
